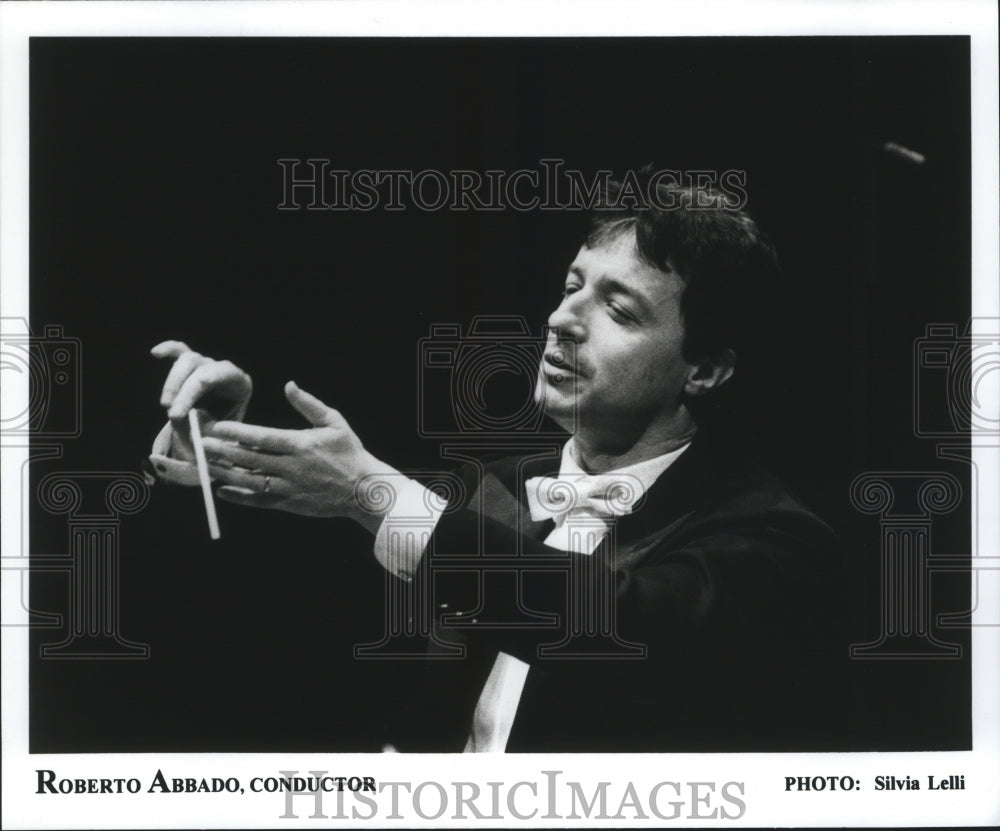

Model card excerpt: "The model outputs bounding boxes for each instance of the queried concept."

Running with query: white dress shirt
[374,438,690,751]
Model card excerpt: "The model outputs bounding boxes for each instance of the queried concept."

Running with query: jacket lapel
[595,433,723,572]
[468,449,561,543]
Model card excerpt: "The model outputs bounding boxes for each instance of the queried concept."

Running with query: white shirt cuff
[372,477,447,582]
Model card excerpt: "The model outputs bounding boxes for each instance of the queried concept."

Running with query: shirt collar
[560,437,691,496]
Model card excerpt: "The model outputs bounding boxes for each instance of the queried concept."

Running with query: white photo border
[2,1,998,828]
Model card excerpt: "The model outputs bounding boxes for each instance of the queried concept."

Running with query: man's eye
[562,283,581,297]
[608,303,635,323]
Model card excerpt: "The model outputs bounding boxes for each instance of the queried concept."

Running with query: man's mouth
[542,349,581,381]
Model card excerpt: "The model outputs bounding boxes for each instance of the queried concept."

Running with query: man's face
[534,229,695,446]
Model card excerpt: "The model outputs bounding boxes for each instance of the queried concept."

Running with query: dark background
[29,37,971,752]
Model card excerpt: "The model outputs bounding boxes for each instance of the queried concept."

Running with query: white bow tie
[524,473,644,525]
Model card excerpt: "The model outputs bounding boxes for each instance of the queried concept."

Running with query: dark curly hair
[586,170,779,367]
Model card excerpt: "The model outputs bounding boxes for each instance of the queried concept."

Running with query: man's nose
[547,297,586,342]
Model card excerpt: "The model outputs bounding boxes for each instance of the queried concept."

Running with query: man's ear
[683,349,735,397]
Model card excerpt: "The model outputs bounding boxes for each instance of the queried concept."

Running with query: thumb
[285,381,340,427]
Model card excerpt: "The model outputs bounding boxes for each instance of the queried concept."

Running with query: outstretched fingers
[207,461,279,493]
[207,420,302,454]
[201,436,289,474]
[216,486,284,509]
[285,380,341,427]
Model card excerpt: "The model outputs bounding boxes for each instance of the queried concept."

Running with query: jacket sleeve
[420,493,841,668]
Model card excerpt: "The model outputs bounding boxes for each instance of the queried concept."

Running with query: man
[150,174,842,752]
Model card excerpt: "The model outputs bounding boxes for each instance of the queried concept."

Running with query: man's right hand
[149,340,253,485]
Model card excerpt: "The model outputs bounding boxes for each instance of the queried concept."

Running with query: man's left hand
[200,380,398,535]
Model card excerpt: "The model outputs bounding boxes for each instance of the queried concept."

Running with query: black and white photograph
[1,1,998,828]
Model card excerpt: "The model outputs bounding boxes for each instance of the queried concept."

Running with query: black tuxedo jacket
[392,432,845,752]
